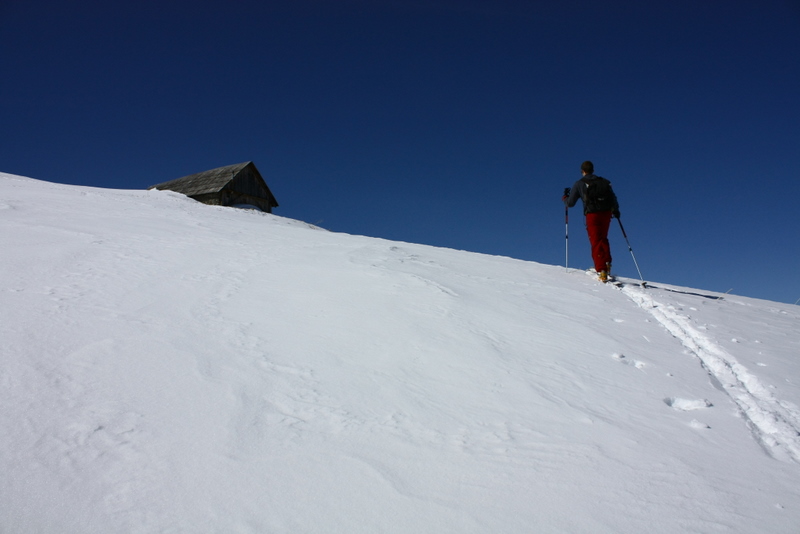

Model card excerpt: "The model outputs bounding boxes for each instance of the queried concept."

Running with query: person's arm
[609,184,620,218]
[565,180,583,208]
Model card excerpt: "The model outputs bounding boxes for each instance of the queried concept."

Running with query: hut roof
[149,162,254,197]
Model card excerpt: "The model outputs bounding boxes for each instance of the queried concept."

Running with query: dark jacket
[565,174,619,216]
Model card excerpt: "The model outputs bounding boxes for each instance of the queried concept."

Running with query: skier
[563,161,620,283]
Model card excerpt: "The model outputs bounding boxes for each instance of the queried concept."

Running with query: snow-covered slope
[2,172,799,533]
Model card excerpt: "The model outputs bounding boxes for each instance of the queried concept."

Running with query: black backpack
[580,175,616,213]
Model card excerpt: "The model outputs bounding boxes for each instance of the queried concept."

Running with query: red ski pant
[585,211,613,273]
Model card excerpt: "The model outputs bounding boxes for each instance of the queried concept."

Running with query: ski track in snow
[622,284,800,463]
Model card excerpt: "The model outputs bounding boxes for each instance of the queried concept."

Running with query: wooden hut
[149,162,279,213]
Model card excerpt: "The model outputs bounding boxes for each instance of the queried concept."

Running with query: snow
[2,171,799,533]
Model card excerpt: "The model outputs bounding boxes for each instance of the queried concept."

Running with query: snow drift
[1,172,799,533]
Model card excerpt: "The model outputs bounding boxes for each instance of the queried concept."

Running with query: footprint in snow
[664,397,713,411]
[612,353,645,370]
[689,419,711,430]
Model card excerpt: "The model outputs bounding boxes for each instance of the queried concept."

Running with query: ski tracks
[622,285,800,464]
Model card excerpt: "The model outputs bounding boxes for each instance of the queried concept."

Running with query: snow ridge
[623,285,800,463]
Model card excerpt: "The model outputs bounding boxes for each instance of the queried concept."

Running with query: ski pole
[565,205,569,271]
[616,217,646,287]
[564,188,570,271]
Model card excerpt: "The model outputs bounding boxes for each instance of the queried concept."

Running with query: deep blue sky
[2,0,799,303]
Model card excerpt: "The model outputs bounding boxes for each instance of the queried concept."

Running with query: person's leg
[585,212,612,273]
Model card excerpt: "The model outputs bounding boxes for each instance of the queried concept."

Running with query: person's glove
[613,209,621,219]
[562,187,570,203]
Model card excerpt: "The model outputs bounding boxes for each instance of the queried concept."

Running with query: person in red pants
[563,161,620,282]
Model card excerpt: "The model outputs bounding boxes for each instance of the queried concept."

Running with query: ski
[584,268,625,289]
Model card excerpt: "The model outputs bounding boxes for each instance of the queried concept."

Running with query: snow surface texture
[2,172,799,533]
